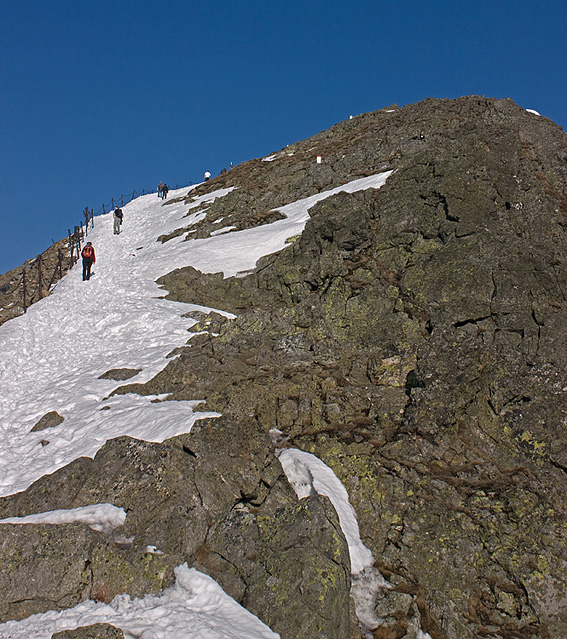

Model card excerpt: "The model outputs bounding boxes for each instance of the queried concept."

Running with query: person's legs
[82,258,92,280]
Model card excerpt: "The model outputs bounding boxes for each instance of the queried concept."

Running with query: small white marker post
[316,155,322,164]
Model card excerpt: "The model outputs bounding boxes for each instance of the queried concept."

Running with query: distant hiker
[220,168,227,175]
[204,171,211,181]
[158,182,164,198]
[163,184,169,199]
[229,162,233,170]
[81,242,95,281]
[113,206,123,234]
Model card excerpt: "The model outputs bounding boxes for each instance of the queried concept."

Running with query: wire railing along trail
[15,184,179,314]
[94,185,181,215]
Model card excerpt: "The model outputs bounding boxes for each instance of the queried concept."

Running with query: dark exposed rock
[133,97,567,638]
[0,237,70,325]
[0,522,174,622]
[31,410,65,432]
[0,417,352,638]
[51,624,124,639]
[98,368,141,381]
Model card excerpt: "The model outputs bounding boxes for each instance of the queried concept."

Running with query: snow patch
[0,564,280,639]
[0,186,234,497]
[210,226,237,236]
[0,503,126,534]
[277,448,389,633]
[180,171,393,278]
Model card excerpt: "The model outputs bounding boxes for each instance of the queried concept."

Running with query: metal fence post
[22,269,27,313]
[68,229,73,264]
[37,255,43,300]
[74,227,81,262]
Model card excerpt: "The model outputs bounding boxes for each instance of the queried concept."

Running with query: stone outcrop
[0,237,70,326]
[0,417,352,639]
[31,410,65,431]
[1,96,567,639]
[152,97,567,638]
[51,624,125,639]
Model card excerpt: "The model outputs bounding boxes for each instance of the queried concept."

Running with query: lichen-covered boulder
[0,523,173,622]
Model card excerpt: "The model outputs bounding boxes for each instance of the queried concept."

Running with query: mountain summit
[1,96,566,639]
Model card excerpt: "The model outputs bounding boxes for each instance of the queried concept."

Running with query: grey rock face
[0,522,174,622]
[0,417,352,638]
[98,368,141,381]
[149,97,567,638]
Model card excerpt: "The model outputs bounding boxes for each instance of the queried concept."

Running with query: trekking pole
[22,269,27,313]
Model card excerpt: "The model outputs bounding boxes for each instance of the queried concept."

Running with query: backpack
[115,208,123,220]
[82,245,94,259]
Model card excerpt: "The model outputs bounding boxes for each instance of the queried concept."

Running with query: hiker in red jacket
[81,242,96,281]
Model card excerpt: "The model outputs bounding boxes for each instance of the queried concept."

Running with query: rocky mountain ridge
[1,96,566,639]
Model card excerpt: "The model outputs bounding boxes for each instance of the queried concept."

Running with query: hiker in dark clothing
[81,242,95,280]
[162,184,169,199]
[113,206,123,234]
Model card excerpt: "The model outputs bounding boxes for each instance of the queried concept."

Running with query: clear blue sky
[1,0,565,275]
